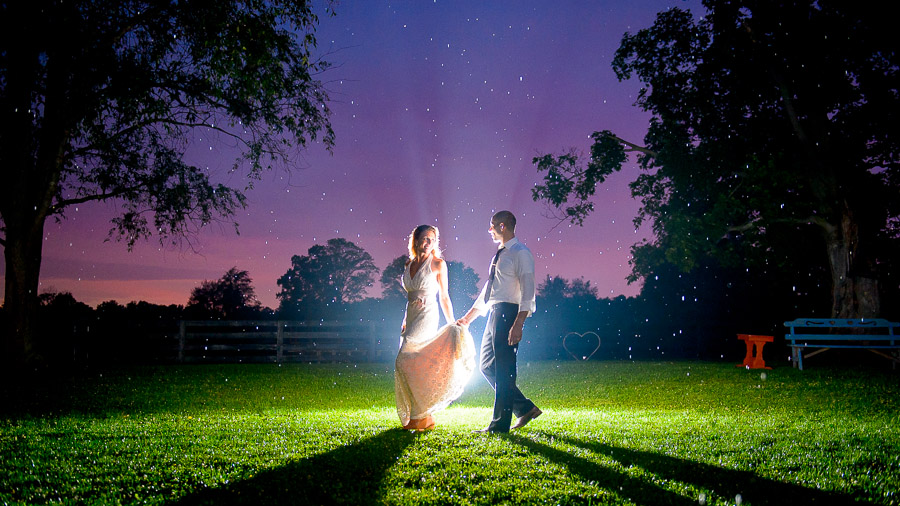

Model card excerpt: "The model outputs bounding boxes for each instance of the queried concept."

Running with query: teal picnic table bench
[784,318,900,370]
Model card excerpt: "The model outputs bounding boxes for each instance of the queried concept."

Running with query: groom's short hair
[492,210,516,232]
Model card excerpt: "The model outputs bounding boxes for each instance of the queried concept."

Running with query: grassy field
[1,360,898,505]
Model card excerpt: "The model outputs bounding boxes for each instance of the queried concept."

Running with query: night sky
[2,0,703,310]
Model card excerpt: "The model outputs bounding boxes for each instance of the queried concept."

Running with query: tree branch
[71,116,251,160]
[726,214,835,235]
[725,218,761,234]
[51,185,144,212]
[598,132,659,159]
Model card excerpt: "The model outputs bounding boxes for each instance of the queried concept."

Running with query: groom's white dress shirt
[472,237,536,317]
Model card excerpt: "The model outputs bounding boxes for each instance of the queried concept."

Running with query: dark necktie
[483,247,504,303]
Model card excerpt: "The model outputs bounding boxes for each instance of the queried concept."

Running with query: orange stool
[736,334,773,369]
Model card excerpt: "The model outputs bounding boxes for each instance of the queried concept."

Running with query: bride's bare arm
[435,258,454,324]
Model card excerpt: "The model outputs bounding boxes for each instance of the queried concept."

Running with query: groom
[457,210,542,433]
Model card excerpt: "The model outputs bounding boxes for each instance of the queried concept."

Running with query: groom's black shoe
[473,427,507,434]
[511,406,542,430]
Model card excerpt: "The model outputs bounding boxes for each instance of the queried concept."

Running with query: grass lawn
[1,360,898,505]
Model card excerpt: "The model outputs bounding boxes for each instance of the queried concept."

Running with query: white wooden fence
[177,320,398,363]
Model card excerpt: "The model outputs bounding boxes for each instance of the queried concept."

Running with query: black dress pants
[480,302,535,432]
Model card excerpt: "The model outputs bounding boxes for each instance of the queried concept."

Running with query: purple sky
[2,0,703,310]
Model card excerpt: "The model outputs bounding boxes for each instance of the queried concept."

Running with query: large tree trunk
[824,204,880,318]
[2,215,47,372]
[1,15,58,373]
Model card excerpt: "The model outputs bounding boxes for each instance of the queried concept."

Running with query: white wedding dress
[395,259,476,426]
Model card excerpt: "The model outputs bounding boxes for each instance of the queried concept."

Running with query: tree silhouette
[1,1,334,369]
[35,292,94,364]
[532,275,604,360]
[446,260,480,310]
[380,255,409,301]
[185,267,263,320]
[532,1,899,318]
[538,275,598,303]
[538,275,569,302]
[569,278,599,303]
[276,238,379,318]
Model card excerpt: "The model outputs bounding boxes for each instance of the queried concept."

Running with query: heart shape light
[563,331,601,360]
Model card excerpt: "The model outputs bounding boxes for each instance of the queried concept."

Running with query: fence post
[276,321,284,363]
[178,321,186,363]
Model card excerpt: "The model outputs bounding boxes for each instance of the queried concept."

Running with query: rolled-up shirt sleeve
[516,248,536,316]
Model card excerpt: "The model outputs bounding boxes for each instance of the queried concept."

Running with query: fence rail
[178,320,398,363]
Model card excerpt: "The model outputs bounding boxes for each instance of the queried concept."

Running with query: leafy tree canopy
[1,0,334,367]
[276,238,379,316]
[538,275,600,303]
[532,0,899,317]
[446,260,480,309]
[380,256,409,301]
[186,267,263,320]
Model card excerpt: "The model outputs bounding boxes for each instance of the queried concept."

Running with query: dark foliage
[10,240,857,368]
[1,0,334,369]
[276,238,380,320]
[380,256,409,302]
[184,267,266,320]
[532,0,900,318]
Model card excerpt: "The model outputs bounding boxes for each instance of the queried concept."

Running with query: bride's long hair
[408,224,442,260]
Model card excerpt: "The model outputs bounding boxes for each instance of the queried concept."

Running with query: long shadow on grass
[172,428,415,505]
[555,433,865,505]
[506,433,696,505]
[511,432,863,506]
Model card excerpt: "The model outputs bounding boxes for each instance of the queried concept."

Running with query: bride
[395,224,476,431]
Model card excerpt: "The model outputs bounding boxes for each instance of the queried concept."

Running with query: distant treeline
[3,249,874,367]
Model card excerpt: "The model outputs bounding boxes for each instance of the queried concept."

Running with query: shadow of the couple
[170,426,867,505]
[172,428,415,505]
[507,431,866,505]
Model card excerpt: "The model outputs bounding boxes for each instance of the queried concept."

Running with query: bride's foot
[403,415,435,431]
[416,415,436,432]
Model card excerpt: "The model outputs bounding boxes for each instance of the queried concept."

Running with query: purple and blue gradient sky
[2,0,702,309]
